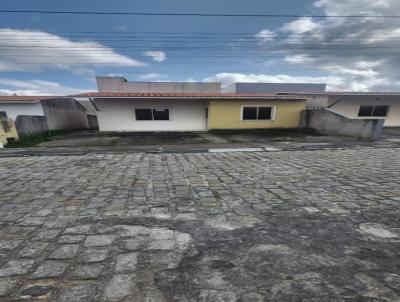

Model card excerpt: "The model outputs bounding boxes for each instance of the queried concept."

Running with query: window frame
[357,105,389,118]
[240,105,276,121]
[134,107,170,121]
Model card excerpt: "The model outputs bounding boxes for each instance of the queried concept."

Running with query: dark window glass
[372,106,388,117]
[0,112,7,119]
[135,109,153,120]
[153,109,169,120]
[258,107,272,120]
[358,106,374,117]
[243,107,257,120]
[205,107,208,119]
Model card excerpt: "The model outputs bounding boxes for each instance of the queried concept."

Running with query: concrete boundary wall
[41,98,89,131]
[15,115,48,135]
[300,109,384,139]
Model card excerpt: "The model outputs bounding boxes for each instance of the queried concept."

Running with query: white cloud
[254,29,275,42]
[139,73,163,80]
[0,78,89,95]
[204,73,344,90]
[284,54,316,64]
[282,17,320,34]
[144,51,166,62]
[264,0,400,91]
[0,29,144,72]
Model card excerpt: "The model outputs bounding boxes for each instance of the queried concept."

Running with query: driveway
[0,148,399,301]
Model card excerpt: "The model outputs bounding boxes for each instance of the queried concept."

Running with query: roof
[0,96,62,103]
[72,92,305,100]
[276,91,400,96]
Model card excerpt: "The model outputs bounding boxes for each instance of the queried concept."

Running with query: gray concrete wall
[41,98,89,131]
[15,115,48,135]
[300,108,384,139]
[96,76,221,93]
[232,83,326,93]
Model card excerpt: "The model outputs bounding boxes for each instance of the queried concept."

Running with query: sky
[0,0,399,95]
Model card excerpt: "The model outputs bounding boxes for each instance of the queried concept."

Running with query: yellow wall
[208,99,306,129]
[0,119,19,146]
[0,126,7,146]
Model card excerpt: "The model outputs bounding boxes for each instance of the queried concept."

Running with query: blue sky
[0,0,398,94]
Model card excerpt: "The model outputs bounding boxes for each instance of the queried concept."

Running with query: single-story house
[0,96,91,134]
[72,92,306,132]
[276,92,400,127]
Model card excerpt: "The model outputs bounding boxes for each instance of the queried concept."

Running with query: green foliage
[6,130,72,148]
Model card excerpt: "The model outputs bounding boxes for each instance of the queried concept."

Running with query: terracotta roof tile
[0,96,62,103]
[276,91,400,96]
[72,92,305,100]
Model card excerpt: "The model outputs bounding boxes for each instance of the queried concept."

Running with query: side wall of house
[95,99,208,132]
[208,100,306,129]
[41,98,89,131]
[306,95,329,109]
[0,103,44,121]
[328,95,400,127]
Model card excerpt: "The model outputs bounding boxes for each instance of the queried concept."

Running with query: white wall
[0,103,44,121]
[306,95,329,109]
[328,95,400,127]
[95,99,207,131]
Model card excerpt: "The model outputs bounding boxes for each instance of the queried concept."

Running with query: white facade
[327,95,400,127]
[95,98,208,132]
[0,103,44,121]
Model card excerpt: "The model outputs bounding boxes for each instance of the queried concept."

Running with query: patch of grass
[6,130,75,148]
[110,138,120,146]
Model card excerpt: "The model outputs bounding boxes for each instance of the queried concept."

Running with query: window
[153,109,169,120]
[358,105,389,117]
[242,106,273,121]
[373,106,389,117]
[135,108,169,121]
[135,109,153,120]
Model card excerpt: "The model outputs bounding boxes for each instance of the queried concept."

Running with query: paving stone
[302,206,321,213]
[49,244,80,260]
[0,260,34,277]
[84,235,114,247]
[383,273,400,291]
[32,261,68,279]
[104,274,136,302]
[115,252,138,273]
[59,282,101,302]
[31,229,61,241]
[20,284,56,298]
[199,290,237,302]
[19,242,49,258]
[64,224,92,235]
[0,240,23,250]
[148,239,175,251]
[68,264,104,279]
[0,279,18,297]
[58,235,85,244]
[124,238,145,251]
[358,223,398,239]
[79,248,109,263]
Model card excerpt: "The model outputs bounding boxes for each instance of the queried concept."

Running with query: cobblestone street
[0,148,400,301]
